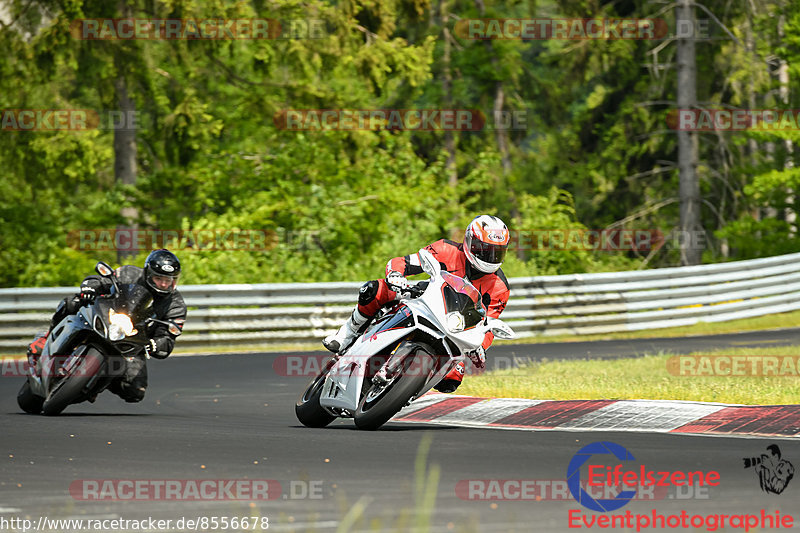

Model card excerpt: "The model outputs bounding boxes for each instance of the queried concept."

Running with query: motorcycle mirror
[487,318,516,340]
[95,262,114,277]
[147,317,183,336]
[418,248,440,278]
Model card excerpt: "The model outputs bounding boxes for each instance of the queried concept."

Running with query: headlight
[108,323,125,341]
[108,310,136,341]
[446,311,465,333]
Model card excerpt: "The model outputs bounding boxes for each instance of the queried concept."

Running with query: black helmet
[144,249,181,295]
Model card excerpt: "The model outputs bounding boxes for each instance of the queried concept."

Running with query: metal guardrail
[2,252,800,352]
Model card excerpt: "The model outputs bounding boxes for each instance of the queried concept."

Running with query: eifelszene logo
[566,441,720,512]
[566,442,797,530]
[567,441,636,512]
[743,444,795,495]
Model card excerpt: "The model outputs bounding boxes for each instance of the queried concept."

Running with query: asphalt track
[2,330,799,533]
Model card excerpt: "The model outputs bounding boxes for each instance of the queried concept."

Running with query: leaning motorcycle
[296,248,516,430]
[17,262,181,416]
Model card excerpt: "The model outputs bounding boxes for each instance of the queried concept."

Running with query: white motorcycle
[295,248,516,430]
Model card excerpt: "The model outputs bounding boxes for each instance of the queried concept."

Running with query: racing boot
[323,308,369,354]
[26,330,49,373]
[434,361,465,393]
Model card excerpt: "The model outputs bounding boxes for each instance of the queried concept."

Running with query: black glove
[144,338,168,359]
[78,285,96,305]
[386,271,410,292]
[143,339,157,358]
[467,346,486,369]
[387,272,424,299]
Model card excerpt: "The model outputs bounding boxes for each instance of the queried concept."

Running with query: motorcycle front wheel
[354,343,435,430]
[295,357,337,428]
[42,347,103,416]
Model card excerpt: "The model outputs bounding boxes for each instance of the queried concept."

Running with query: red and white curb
[392,394,800,438]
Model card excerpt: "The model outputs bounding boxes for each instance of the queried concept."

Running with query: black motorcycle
[18,262,181,416]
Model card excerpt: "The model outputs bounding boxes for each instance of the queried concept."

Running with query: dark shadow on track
[5,411,150,417]
[290,423,463,432]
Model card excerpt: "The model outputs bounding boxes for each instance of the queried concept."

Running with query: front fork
[370,340,451,388]
[370,340,412,387]
[372,359,396,387]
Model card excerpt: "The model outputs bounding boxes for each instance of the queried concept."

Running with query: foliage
[1,0,798,287]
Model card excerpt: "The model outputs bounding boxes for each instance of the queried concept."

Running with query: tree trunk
[113,0,138,263]
[114,73,138,263]
[474,0,522,258]
[491,79,523,258]
[676,0,702,265]
[440,0,457,188]
[492,83,511,175]
[778,14,795,231]
[741,8,759,255]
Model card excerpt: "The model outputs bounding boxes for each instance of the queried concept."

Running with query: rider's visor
[150,274,179,292]
[469,239,507,265]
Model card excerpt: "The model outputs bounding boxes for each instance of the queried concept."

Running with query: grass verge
[459,345,800,405]
[504,309,800,345]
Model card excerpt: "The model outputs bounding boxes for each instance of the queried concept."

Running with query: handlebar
[388,281,427,299]
[407,284,425,298]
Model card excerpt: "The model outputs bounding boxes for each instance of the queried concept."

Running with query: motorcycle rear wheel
[17,380,44,414]
[42,347,103,416]
[354,343,435,430]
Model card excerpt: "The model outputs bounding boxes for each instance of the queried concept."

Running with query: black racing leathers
[47,265,187,403]
[78,265,186,358]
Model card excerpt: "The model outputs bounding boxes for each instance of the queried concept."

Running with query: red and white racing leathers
[356,238,510,362]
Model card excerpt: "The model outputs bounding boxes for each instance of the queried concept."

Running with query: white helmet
[463,215,510,273]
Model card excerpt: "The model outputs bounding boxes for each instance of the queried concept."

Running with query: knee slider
[50,297,76,328]
[119,382,146,403]
[358,280,380,306]
[65,296,82,314]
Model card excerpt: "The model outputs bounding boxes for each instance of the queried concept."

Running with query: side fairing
[319,307,417,412]
[33,309,93,395]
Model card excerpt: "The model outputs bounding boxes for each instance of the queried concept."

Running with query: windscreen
[440,272,486,327]
[99,283,154,325]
